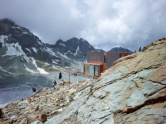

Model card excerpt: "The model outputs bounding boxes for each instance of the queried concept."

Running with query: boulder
[38,114,47,122]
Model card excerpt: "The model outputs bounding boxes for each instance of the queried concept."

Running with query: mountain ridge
[0,18,96,77]
[0,18,134,78]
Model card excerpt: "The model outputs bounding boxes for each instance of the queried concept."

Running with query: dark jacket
[59,72,62,79]
[32,87,36,92]
[54,81,57,85]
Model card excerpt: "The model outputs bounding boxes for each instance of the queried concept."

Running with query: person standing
[73,72,75,78]
[53,80,57,89]
[59,72,62,79]
[139,47,142,52]
[62,80,65,87]
[32,87,36,97]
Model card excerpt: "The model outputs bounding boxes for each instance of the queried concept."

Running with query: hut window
[104,55,107,63]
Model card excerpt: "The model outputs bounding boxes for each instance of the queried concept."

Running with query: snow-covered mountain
[0,18,96,77]
[54,37,96,60]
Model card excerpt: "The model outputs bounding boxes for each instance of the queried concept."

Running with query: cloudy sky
[0,0,166,51]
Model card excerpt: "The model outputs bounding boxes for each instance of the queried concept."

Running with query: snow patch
[45,48,58,57]
[25,48,31,53]
[57,51,70,60]
[74,46,80,56]
[52,65,58,69]
[37,40,42,45]
[8,56,14,60]
[52,60,58,64]
[16,27,21,30]
[24,64,37,73]
[0,66,13,74]
[32,58,49,74]
[45,62,50,65]
[32,47,38,53]
[2,42,30,62]
[59,43,66,47]
[64,50,74,55]
[0,35,8,43]
[22,32,28,34]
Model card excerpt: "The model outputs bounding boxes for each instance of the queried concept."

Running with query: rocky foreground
[0,38,166,124]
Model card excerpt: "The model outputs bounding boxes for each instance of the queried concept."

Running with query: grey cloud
[0,0,166,51]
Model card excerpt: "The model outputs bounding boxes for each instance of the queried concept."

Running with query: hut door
[95,66,99,76]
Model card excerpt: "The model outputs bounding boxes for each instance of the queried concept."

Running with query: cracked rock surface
[0,38,166,124]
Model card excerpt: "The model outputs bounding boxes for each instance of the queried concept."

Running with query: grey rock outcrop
[46,38,166,124]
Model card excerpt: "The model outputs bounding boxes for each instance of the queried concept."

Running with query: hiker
[0,42,2,48]
[62,80,65,87]
[59,72,62,79]
[75,71,77,77]
[142,47,146,52]
[53,80,57,89]
[32,87,36,95]
[139,47,142,52]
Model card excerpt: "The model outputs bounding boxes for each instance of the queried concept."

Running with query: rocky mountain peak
[68,37,79,41]
[108,46,133,53]
[54,37,96,60]
[56,39,64,44]
[0,18,16,35]
[0,18,99,77]
[0,18,15,25]
[66,37,89,45]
